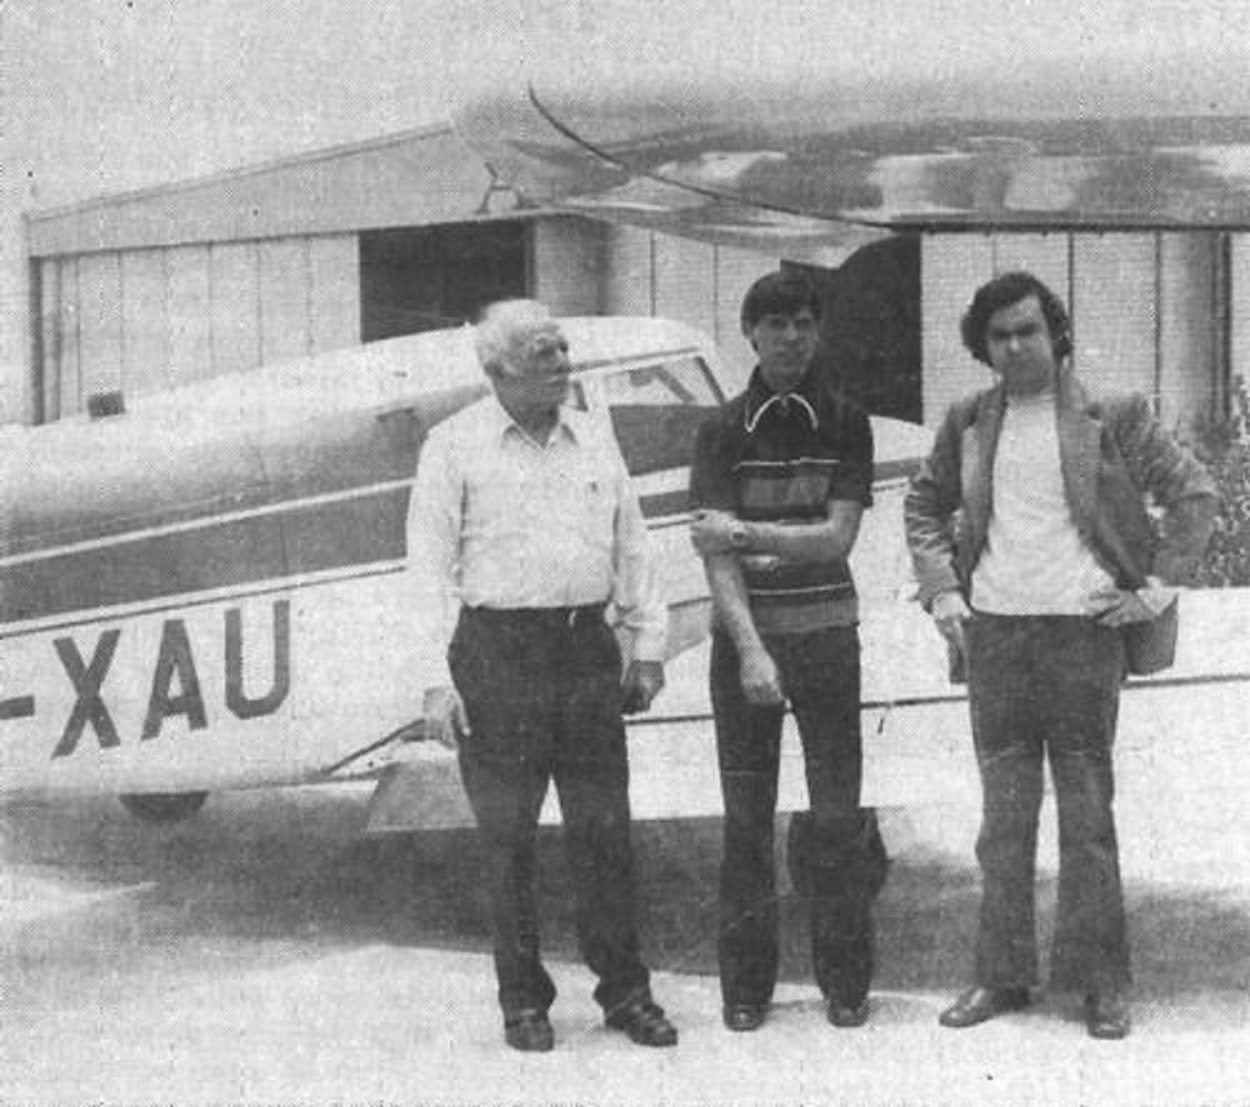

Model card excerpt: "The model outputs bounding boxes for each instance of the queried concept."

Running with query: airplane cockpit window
[602,356,723,476]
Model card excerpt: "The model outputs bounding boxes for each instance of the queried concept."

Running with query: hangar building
[25,121,1248,436]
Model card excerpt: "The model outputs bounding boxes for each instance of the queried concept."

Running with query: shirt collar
[486,394,581,447]
[743,367,820,435]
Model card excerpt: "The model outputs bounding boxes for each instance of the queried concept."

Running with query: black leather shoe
[1084,992,1131,1040]
[605,999,678,1047]
[722,1003,768,1032]
[939,986,1030,1028]
[827,997,870,1028]
[504,1009,554,1052]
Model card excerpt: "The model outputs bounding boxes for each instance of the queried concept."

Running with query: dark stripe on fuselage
[0,486,411,625]
[639,489,690,519]
[873,457,923,484]
[1,452,926,625]
[1,474,688,627]
[0,563,406,642]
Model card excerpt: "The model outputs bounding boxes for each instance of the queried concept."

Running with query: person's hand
[621,659,665,715]
[420,685,470,749]
[690,510,741,556]
[740,645,785,706]
[1086,582,1176,627]
[931,590,973,655]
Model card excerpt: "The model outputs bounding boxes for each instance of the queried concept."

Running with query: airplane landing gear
[119,791,209,823]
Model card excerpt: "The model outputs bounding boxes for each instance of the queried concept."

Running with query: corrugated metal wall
[33,216,616,423]
[34,216,1232,433]
[532,218,606,315]
[921,232,1223,433]
[37,236,359,419]
[602,225,776,388]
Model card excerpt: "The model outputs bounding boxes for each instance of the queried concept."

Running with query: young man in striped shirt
[689,270,885,1032]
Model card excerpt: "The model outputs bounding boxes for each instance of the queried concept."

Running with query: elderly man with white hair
[406,299,676,1053]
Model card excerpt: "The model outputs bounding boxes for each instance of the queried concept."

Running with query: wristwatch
[729,521,750,549]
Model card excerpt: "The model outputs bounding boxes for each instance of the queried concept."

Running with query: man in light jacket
[905,271,1217,1039]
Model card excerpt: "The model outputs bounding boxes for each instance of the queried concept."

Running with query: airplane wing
[453,5,1250,246]
[460,83,895,264]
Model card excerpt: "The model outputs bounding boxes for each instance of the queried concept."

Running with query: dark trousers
[710,626,863,1006]
[449,605,650,1021]
[965,613,1131,994]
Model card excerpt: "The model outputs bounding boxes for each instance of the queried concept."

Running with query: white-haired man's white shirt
[406,395,667,689]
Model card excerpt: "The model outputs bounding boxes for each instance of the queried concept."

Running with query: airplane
[0,314,933,824]
[7,5,1249,828]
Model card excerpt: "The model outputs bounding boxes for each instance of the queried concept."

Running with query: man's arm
[1087,395,1220,628]
[1112,394,1220,585]
[702,552,785,704]
[691,501,863,563]
[904,405,974,652]
[903,406,966,609]
[405,427,469,746]
[608,442,668,714]
[687,411,783,704]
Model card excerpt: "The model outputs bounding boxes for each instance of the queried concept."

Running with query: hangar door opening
[359,221,527,341]
[788,235,923,424]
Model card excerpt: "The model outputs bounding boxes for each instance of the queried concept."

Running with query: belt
[463,602,608,629]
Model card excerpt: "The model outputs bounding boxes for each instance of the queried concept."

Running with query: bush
[1190,377,1250,587]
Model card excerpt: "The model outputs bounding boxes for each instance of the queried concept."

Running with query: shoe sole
[607,1023,678,1047]
[939,998,1030,1029]
[504,1032,554,1052]
[505,1013,555,1052]
[723,1013,767,1032]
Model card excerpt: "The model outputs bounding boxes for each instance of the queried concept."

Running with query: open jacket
[905,371,1218,611]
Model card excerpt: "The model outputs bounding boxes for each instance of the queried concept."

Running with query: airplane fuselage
[6,317,924,799]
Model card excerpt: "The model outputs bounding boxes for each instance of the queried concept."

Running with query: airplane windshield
[602,356,723,476]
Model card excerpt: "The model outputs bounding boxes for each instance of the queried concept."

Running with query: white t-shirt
[971,392,1115,614]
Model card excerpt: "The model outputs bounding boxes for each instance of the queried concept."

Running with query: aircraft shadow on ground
[1,794,1246,1009]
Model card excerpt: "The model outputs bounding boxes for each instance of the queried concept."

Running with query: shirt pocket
[558,464,617,546]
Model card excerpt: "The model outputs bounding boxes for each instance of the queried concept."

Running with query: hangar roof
[27,123,538,259]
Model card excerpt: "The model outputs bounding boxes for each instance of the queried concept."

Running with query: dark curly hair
[960,271,1072,365]
[740,270,822,333]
